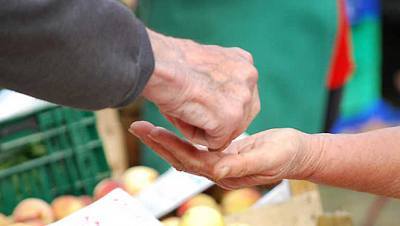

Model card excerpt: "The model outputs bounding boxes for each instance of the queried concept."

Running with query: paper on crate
[49,189,162,226]
[137,168,214,218]
[252,179,291,208]
[137,133,250,218]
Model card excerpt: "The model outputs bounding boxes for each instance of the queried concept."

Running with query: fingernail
[129,122,137,130]
[128,128,137,136]
[217,166,231,180]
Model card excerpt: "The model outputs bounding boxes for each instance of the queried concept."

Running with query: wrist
[141,29,166,102]
[292,132,330,181]
[141,29,183,103]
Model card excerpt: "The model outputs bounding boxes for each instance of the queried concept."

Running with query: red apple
[79,195,93,206]
[94,179,125,200]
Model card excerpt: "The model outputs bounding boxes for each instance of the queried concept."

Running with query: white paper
[0,90,53,122]
[49,189,163,226]
[137,168,214,218]
[252,180,291,208]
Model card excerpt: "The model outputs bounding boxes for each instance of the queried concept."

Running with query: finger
[163,115,203,147]
[213,146,263,180]
[167,115,230,151]
[130,121,156,137]
[250,85,261,121]
[164,99,238,150]
[148,126,223,178]
[163,112,215,149]
[230,47,254,64]
[162,94,236,150]
[228,85,260,145]
[129,121,184,170]
[218,175,281,190]
[164,114,206,147]
[217,74,259,151]
[203,108,243,150]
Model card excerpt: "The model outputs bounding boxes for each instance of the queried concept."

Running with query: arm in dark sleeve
[0,0,154,110]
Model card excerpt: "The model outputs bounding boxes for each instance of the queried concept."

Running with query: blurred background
[0,0,400,225]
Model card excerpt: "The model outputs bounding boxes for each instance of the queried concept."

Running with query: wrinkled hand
[130,121,320,190]
[142,29,260,150]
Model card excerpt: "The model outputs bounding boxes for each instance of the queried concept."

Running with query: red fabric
[327,0,354,90]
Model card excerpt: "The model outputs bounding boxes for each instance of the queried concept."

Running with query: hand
[130,121,321,190]
[141,29,260,150]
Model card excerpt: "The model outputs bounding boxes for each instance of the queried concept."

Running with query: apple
[0,214,11,226]
[177,194,220,216]
[7,224,32,226]
[8,223,45,226]
[221,188,261,215]
[161,217,180,226]
[51,196,85,220]
[94,179,125,200]
[17,220,45,226]
[79,195,93,206]
[13,198,54,224]
[122,166,159,195]
[179,206,225,226]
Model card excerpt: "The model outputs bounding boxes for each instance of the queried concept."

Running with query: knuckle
[243,51,254,64]
[237,64,258,86]
[229,47,254,63]
[238,48,254,62]
[240,89,253,104]
[253,98,261,114]
[247,66,259,84]
[230,47,243,52]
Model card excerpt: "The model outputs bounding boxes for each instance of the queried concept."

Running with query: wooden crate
[225,181,353,226]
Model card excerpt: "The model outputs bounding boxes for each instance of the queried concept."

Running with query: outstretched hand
[130,121,318,190]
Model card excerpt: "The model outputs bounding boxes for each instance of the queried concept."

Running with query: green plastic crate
[0,106,110,215]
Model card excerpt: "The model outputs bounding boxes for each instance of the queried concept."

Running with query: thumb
[213,150,262,180]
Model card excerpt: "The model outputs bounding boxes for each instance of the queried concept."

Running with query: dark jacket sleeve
[0,0,154,110]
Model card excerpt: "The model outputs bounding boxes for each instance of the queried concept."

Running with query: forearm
[306,126,400,197]
[0,0,154,110]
